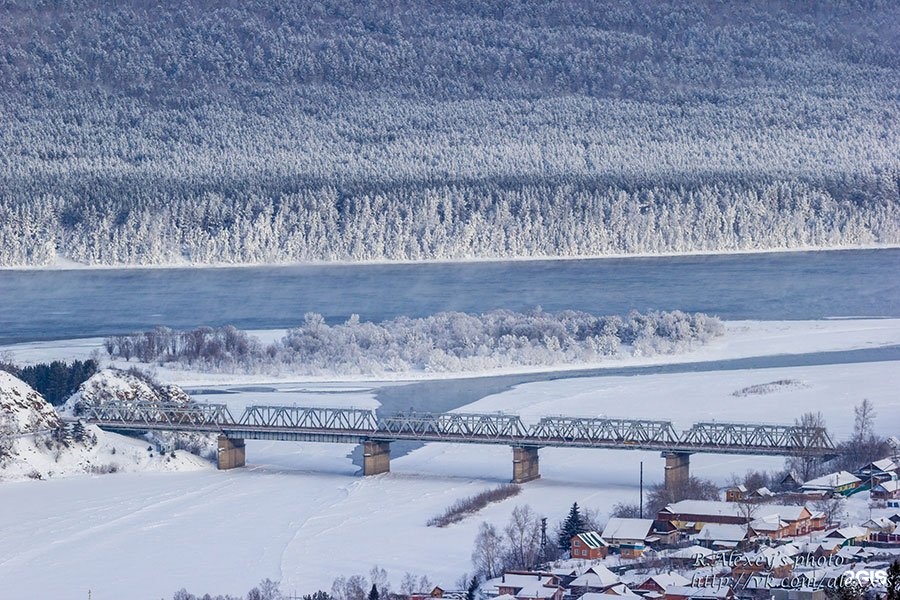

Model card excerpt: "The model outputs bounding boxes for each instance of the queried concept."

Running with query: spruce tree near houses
[466,576,479,600]
[368,584,379,600]
[558,502,586,551]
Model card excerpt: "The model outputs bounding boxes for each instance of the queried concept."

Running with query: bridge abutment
[363,440,391,476]
[663,451,691,496]
[217,436,246,470]
[512,446,541,483]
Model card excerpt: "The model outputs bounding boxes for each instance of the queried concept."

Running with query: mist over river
[1,249,897,345]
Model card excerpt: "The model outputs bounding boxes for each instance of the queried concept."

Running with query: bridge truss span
[75,400,837,484]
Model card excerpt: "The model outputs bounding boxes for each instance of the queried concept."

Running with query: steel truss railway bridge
[74,401,836,489]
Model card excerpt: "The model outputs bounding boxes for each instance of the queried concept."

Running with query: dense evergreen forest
[1,0,897,265]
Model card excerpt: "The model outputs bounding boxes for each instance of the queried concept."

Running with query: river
[1,249,898,345]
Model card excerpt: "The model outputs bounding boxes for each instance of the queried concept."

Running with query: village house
[568,565,621,597]
[693,523,749,549]
[634,572,691,595]
[490,572,565,600]
[658,500,746,530]
[780,472,802,491]
[650,520,681,546]
[871,479,900,500]
[800,471,862,496]
[749,515,791,540]
[725,485,748,502]
[601,518,655,558]
[571,531,609,560]
[861,516,895,535]
[823,526,868,547]
[855,458,899,485]
[600,584,643,599]
[750,505,819,539]
[748,487,775,501]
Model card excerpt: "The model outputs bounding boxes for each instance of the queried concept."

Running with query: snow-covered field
[0,319,898,598]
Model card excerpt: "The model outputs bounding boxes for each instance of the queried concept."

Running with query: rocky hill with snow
[64,368,190,416]
[0,370,62,436]
[65,368,219,461]
[0,370,211,482]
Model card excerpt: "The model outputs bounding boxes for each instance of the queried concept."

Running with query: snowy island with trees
[102,309,724,375]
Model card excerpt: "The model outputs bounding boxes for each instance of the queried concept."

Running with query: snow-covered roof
[570,565,620,589]
[749,515,787,533]
[488,573,560,599]
[575,531,608,549]
[825,525,868,540]
[875,480,900,493]
[751,487,774,497]
[641,572,691,589]
[693,523,747,543]
[862,517,894,530]
[602,584,642,598]
[757,504,810,522]
[661,500,742,518]
[802,471,861,489]
[864,458,898,473]
[602,518,654,542]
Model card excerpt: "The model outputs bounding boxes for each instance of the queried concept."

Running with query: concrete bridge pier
[512,446,541,483]
[363,440,391,475]
[663,451,691,495]
[217,436,246,470]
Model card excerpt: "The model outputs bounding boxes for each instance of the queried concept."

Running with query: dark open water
[1,248,897,344]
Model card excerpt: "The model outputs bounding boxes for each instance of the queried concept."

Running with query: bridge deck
[71,401,836,457]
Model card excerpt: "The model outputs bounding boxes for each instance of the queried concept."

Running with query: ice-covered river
[1,248,898,344]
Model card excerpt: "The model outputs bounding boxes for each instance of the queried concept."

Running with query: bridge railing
[679,421,833,451]
[378,411,527,439]
[530,416,681,445]
[80,400,236,427]
[78,400,836,455]
[239,405,377,431]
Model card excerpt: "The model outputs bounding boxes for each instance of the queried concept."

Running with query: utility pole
[640,461,644,519]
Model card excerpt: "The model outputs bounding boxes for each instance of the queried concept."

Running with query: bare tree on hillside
[504,505,542,570]
[472,522,505,579]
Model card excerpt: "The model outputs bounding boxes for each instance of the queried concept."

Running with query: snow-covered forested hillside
[0,0,897,265]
